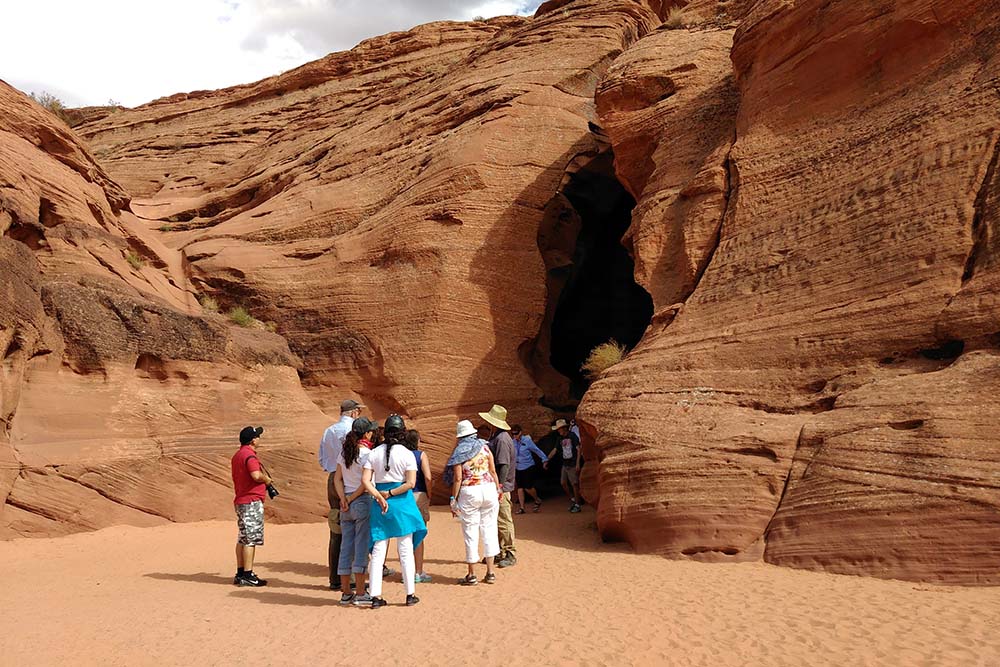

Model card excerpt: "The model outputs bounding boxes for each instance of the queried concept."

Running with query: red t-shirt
[232,445,265,505]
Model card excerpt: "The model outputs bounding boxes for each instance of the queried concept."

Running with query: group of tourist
[227,398,585,607]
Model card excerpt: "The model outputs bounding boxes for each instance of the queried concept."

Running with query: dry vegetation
[581,340,627,380]
[198,295,219,313]
[30,91,71,124]
[665,7,695,29]
[125,251,144,270]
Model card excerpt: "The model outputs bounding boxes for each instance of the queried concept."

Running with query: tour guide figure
[232,425,273,586]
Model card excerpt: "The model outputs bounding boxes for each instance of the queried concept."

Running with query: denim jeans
[338,494,372,575]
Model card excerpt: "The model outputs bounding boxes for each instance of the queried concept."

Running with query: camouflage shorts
[235,500,264,546]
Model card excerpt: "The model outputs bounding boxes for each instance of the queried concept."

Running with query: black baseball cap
[239,426,264,445]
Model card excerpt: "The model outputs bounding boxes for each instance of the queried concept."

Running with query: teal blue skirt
[369,481,427,551]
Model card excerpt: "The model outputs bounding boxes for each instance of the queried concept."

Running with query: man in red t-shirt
[231,426,273,586]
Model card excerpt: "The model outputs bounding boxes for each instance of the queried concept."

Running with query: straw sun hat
[478,404,511,431]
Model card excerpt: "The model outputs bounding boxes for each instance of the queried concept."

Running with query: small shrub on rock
[665,7,693,29]
[581,340,626,380]
[199,295,219,313]
[30,91,72,124]
[227,306,256,327]
[125,250,144,270]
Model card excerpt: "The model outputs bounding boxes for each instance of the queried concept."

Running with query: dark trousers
[327,472,342,586]
[329,531,342,586]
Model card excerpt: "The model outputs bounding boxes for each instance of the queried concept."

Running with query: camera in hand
[266,483,279,499]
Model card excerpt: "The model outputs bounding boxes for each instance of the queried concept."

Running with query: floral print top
[461,446,495,487]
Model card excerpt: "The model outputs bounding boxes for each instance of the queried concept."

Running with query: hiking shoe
[352,593,373,607]
[339,593,355,606]
[496,557,516,569]
[370,597,388,609]
[237,572,267,587]
[570,503,582,513]
[483,572,496,584]
[406,594,420,606]
[414,573,433,583]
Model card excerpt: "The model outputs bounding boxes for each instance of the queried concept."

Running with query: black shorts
[515,465,538,489]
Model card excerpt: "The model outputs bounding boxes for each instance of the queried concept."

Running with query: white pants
[457,484,501,564]
[369,534,415,597]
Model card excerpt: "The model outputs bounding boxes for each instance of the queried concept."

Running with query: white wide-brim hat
[478,404,511,431]
[456,419,477,439]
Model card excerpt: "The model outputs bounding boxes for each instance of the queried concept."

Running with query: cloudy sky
[2,0,542,108]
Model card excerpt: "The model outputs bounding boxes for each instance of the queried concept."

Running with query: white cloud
[0,0,542,108]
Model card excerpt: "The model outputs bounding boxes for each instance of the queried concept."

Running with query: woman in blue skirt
[361,414,427,608]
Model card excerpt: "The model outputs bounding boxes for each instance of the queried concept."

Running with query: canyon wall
[2,2,663,533]
[4,0,998,584]
[579,0,1000,584]
[74,3,662,467]
[0,82,333,537]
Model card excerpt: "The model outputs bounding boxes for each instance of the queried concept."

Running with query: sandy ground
[1,505,999,666]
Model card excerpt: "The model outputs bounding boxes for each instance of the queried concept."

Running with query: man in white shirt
[320,399,364,590]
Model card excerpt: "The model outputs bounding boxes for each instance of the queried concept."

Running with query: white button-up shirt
[319,414,354,473]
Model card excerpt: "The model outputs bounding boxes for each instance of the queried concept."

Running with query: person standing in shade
[511,424,546,514]
[319,398,364,591]
[480,404,517,567]
[544,418,582,512]
[449,420,501,585]
[333,417,376,605]
[231,426,272,587]
[362,415,427,609]
[404,429,434,583]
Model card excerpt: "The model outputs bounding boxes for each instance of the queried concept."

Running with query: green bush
[581,340,626,380]
[227,306,256,327]
[125,251,144,270]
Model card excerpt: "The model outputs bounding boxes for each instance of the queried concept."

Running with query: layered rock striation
[77,3,663,464]
[4,0,998,585]
[0,82,331,536]
[579,0,1000,584]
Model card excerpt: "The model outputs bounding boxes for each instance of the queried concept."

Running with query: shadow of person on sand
[256,560,328,577]
[229,590,334,607]
[145,572,326,591]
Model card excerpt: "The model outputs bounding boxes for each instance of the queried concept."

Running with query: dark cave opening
[548,150,653,399]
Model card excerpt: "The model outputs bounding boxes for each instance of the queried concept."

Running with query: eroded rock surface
[78,2,662,465]
[0,82,331,537]
[579,0,1000,583]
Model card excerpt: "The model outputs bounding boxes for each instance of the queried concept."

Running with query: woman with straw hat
[448,419,502,585]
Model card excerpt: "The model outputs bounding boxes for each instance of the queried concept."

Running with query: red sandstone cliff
[3,0,999,585]
[579,0,1000,584]
[0,82,332,536]
[75,4,662,462]
[3,2,663,533]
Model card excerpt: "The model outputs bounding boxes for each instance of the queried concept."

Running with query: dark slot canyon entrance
[530,148,653,406]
